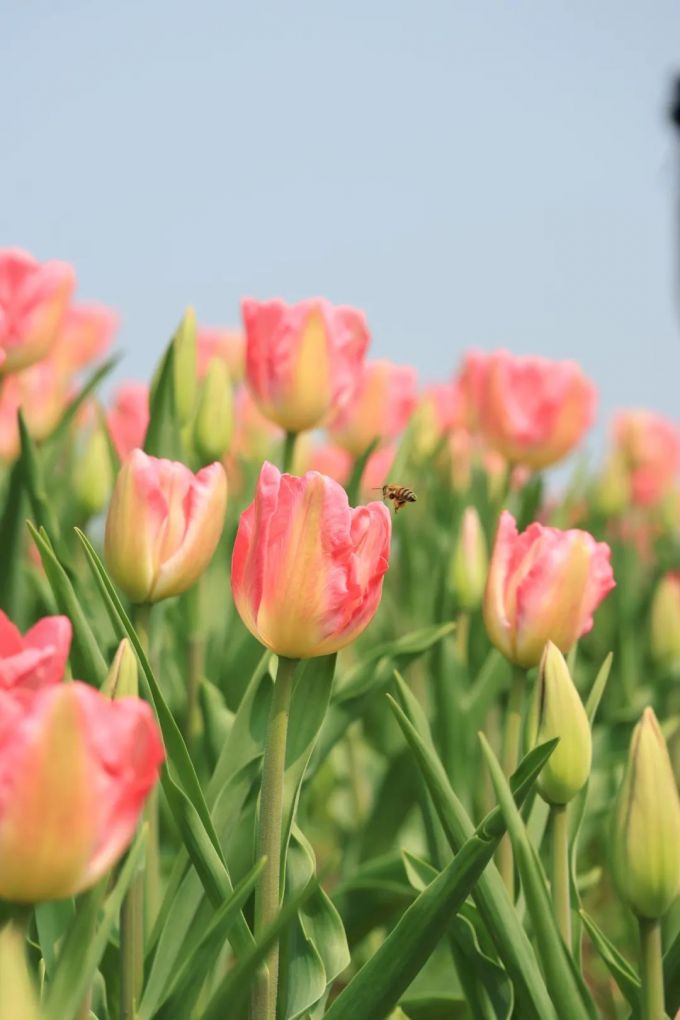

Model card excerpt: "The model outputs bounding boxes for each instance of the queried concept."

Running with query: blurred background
[3,0,680,455]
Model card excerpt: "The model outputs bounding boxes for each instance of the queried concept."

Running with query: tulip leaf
[663,926,680,1012]
[19,411,64,554]
[48,354,121,445]
[578,909,641,1011]
[44,827,146,1020]
[0,459,26,615]
[479,734,599,1020]
[74,528,255,955]
[389,672,559,1020]
[145,331,185,460]
[345,437,380,505]
[141,857,265,1020]
[27,523,108,686]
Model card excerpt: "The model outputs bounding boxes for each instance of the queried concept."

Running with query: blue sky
[3,1,680,454]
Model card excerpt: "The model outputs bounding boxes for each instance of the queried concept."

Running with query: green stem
[251,656,298,1020]
[455,612,470,666]
[497,665,526,896]
[282,431,298,473]
[186,635,204,746]
[551,803,571,949]
[639,917,665,1020]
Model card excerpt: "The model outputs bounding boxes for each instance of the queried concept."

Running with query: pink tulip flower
[0,249,75,373]
[232,462,391,658]
[197,326,246,383]
[613,410,680,507]
[53,304,119,373]
[458,350,596,470]
[0,612,71,691]
[484,510,615,667]
[105,449,228,603]
[307,445,353,485]
[0,680,163,901]
[329,360,419,456]
[242,297,370,432]
[107,382,150,460]
[0,357,72,461]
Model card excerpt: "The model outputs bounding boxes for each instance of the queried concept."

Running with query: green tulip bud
[74,427,113,517]
[650,573,680,669]
[193,357,233,464]
[526,642,592,805]
[611,707,680,919]
[0,922,40,1020]
[173,305,198,424]
[450,506,488,610]
[102,638,139,700]
[593,452,630,517]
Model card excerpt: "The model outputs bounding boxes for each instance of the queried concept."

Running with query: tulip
[329,360,418,456]
[466,350,595,470]
[242,297,369,433]
[305,444,353,485]
[197,326,245,383]
[168,306,197,425]
[102,638,139,700]
[106,382,150,460]
[0,358,71,462]
[0,248,75,373]
[74,424,114,517]
[411,382,464,460]
[105,449,227,603]
[232,461,391,659]
[193,357,233,463]
[650,573,680,668]
[613,410,680,507]
[611,708,680,920]
[526,643,591,805]
[0,680,164,901]
[0,611,71,691]
[361,445,397,498]
[593,452,630,517]
[52,303,119,373]
[451,506,488,611]
[484,510,615,668]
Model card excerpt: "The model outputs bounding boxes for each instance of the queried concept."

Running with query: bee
[375,484,417,514]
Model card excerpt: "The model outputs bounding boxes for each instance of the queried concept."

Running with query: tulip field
[1,248,680,1020]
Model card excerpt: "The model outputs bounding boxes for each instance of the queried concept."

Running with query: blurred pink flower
[0,358,71,461]
[197,326,246,383]
[107,382,150,460]
[329,360,418,456]
[0,249,75,372]
[53,304,119,373]
[0,612,71,691]
[613,411,680,507]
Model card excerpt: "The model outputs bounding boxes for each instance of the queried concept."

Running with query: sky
[3,1,680,457]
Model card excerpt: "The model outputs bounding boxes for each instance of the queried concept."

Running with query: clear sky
[3,1,680,453]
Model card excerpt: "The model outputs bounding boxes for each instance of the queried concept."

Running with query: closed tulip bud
[171,306,198,424]
[450,506,488,610]
[232,462,391,658]
[0,248,75,373]
[0,681,164,901]
[650,573,680,668]
[243,298,370,433]
[193,357,233,463]
[102,638,138,700]
[105,449,227,603]
[611,708,680,919]
[484,511,615,668]
[526,642,591,804]
[594,453,630,516]
[74,426,114,517]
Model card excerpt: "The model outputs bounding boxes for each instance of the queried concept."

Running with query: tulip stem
[639,917,665,1020]
[282,432,298,473]
[120,866,144,1019]
[251,655,298,1020]
[498,665,526,896]
[550,803,571,950]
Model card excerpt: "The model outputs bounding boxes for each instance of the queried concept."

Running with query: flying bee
[375,484,417,514]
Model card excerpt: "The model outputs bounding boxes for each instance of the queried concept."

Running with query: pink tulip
[307,445,353,485]
[329,360,419,456]
[242,297,370,432]
[613,411,680,507]
[197,326,246,383]
[105,449,228,603]
[107,382,150,460]
[0,249,75,373]
[361,444,397,496]
[52,304,119,373]
[459,350,596,470]
[0,680,163,901]
[0,612,71,691]
[484,510,615,667]
[232,462,391,658]
[0,358,71,462]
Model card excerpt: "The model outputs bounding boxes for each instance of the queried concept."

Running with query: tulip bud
[74,426,114,517]
[102,639,138,700]
[172,306,198,424]
[450,506,488,610]
[610,707,680,919]
[0,923,40,1020]
[593,453,630,517]
[650,573,680,669]
[193,357,233,463]
[526,642,592,804]
[105,449,227,603]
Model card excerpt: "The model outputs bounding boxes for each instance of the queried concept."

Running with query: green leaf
[0,460,26,615]
[479,734,598,1020]
[19,412,64,553]
[390,673,558,1020]
[28,524,108,686]
[579,909,640,1012]
[145,319,188,459]
[345,437,380,506]
[664,925,680,1011]
[48,355,120,445]
[44,828,146,1020]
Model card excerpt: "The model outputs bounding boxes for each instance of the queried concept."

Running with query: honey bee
[375,484,417,513]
